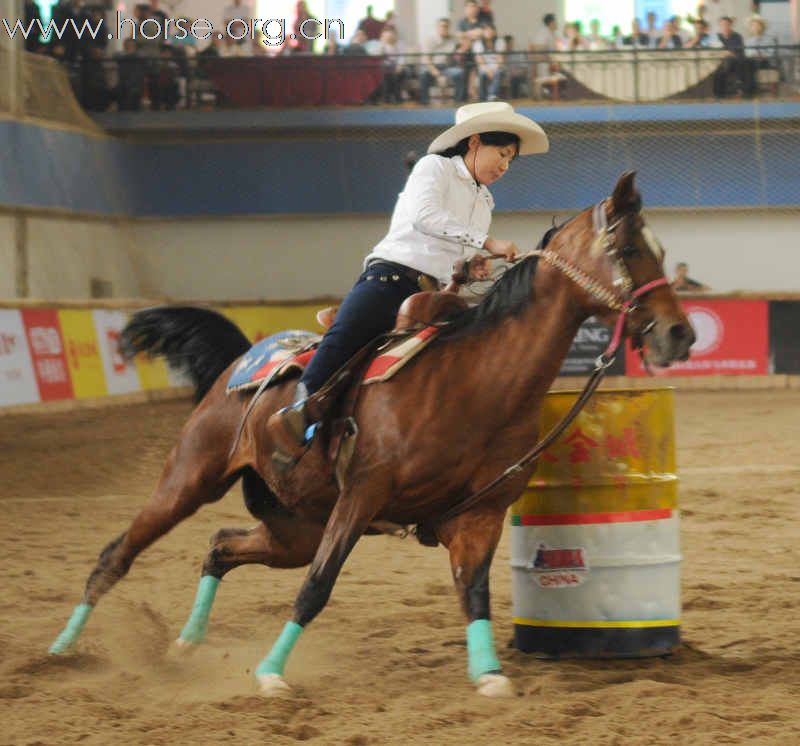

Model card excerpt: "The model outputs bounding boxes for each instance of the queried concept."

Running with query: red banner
[21,309,74,401]
[626,299,768,376]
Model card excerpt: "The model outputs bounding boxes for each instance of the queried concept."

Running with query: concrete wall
[124,209,800,301]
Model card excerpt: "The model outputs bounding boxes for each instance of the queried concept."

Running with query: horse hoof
[257,673,291,697]
[476,673,514,698]
[168,637,200,658]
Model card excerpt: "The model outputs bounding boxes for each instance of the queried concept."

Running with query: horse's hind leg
[438,505,512,698]
[177,515,323,649]
[49,399,239,655]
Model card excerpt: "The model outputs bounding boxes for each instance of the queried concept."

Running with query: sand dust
[1,390,799,746]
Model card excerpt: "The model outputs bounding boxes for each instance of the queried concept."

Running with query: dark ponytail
[436,131,521,159]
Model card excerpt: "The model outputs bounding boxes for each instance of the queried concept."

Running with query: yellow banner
[134,353,171,390]
[58,310,107,399]
[219,305,322,343]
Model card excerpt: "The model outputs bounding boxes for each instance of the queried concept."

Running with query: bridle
[432,199,671,528]
[528,199,670,366]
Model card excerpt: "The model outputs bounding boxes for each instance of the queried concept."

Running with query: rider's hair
[435,131,521,159]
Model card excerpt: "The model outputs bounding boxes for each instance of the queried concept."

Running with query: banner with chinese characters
[0,310,40,406]
[21,308,74,401]
[626,299,769,377]
[560,317,626,376]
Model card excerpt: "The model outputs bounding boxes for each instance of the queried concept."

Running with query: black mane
[436,222,565,341]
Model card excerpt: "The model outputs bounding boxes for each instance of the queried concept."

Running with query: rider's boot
[266,382,320,474]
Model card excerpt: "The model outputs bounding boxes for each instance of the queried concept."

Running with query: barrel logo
[527,543,589,588]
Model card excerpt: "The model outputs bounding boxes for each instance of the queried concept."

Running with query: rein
[433,203,670,529]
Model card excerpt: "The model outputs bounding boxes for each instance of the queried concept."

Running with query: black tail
[120,306,251,402]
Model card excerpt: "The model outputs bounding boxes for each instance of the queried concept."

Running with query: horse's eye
[621,245,640,258]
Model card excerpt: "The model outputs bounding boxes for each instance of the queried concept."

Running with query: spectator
[658,17,684,48]
[288,1,315,54]
[702,0,737,33]
[503,35,529,98]
[713,16,755,97]
[150,46,180,110]
[559,22,588,51]
[672,15,692,45]
[114,38,146,111]
[223,0,252,29]
[357,5,385,41]
[586,19,609,50]
[745,15,776,56]
[50,0,81,62]
[24,0,42,53]
[610,25,624,48]
[531,13,564,98]
[474,25,506,101]
[622,18,650,47]
[671,263,709,292]
[419,18,466,105]
[343,29,369,55]
[149,0,168,27]
[686,19,713,47]
[221,33,247,57]
[376,26,408,103]
[80,46,113,111]
[459,0,486,42]
[532,13,560,50]
[645,11,660,46]
[477,0,495,27]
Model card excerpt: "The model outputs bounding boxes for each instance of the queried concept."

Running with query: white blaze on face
[641,225,665,261]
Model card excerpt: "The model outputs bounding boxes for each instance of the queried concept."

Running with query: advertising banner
[0,310,40,406]
[769,301,800,374]
[626,299,769,376]
[220,306,321,344]
[92,310,142,395]
[559,317,626,376]
[21,308,73,401]
[59,310,108,399]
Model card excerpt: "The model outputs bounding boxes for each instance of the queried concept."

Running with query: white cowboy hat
[427,102,549,156]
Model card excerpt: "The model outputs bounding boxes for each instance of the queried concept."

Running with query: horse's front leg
[438,505,513,698]
[254,479,388,696]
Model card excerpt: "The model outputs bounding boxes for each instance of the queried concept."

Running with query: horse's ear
[611,170,639,213]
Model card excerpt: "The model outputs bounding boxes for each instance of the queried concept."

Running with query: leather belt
[366,260,440,292]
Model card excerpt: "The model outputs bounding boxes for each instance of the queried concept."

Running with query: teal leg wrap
[179,575,220,643]
[466,619,502,682]
[49,603,93,655]
[255,621,304,677]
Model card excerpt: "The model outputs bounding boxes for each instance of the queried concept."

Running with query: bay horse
[49,172,694,698]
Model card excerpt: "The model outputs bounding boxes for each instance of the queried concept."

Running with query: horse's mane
[436,221,567,341]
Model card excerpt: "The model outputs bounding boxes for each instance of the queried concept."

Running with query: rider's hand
[468,255,492,280]
[484,238,519,262]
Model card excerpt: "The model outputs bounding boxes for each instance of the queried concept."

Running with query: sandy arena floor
[1,390,799,746]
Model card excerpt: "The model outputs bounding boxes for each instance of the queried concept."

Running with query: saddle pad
[362,325,440,384]
[226,330,321,393]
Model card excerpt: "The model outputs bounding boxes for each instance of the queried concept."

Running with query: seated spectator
[658,18,684,48]
[419,18,466,105]
[223,0,252,39]
[610,25,624,48]
[343,29,369,55]
[745,15,776,58]
[459,0,487,42]
[686,19,713,47]
[503,35,530,98]
[559,22,588,51]
[622,18,650,48]
[586,19,609,50]
[671,262,709,292]
[474,25,506,101]
[288,1,315,54]
[712,16,755,97]
[532,12,560,50]
[376,26,408,103]
[357,5,385,41]
[478,0,494,27]
[24,0,42,53]
[80,46,113,112]
[114,38,146,111]
[530,13,564,99]
[645,11,660,47]
[150,46,180,110]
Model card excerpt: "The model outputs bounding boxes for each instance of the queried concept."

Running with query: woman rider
[267,101,549,471]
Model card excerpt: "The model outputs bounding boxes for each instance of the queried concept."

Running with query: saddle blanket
[226,325,441,394]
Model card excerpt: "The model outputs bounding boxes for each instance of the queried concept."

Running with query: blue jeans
[300,263,420,394]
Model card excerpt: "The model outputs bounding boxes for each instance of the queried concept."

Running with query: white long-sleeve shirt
[365,154,494,286]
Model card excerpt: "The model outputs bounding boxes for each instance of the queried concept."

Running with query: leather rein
[432,201,671,528]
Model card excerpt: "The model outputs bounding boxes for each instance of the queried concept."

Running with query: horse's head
[551,171,695,367]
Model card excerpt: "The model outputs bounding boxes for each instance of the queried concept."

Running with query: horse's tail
[120,306,251,402]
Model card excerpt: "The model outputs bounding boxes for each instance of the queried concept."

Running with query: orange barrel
[510,388,680,658]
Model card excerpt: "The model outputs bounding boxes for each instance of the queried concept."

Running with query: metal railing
[62,45,800,112]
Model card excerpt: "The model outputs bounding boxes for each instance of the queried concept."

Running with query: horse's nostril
[669,324,688,342]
